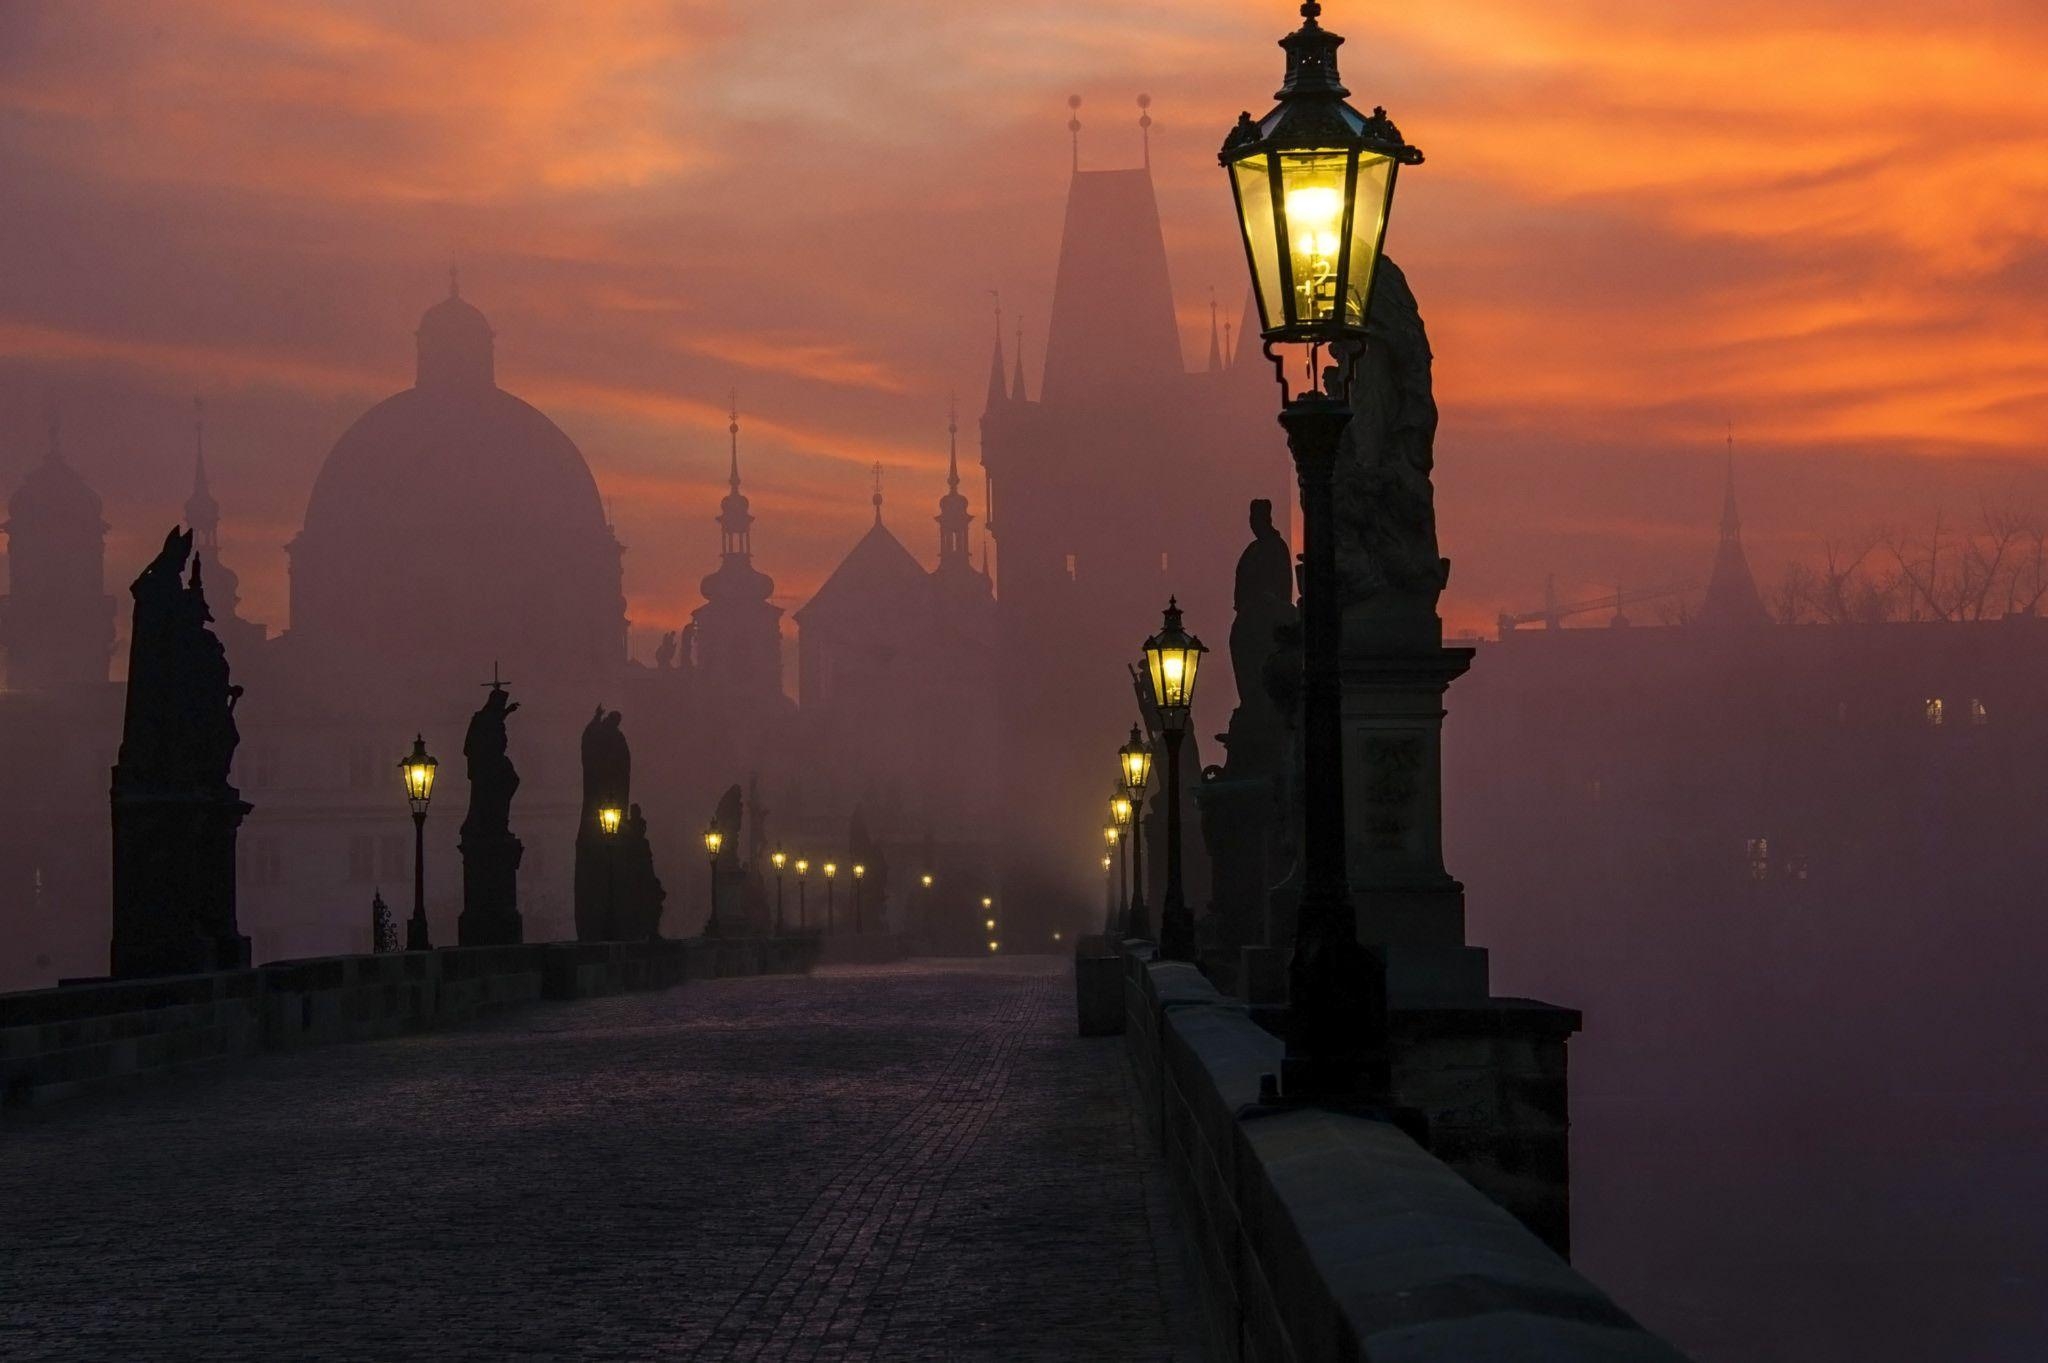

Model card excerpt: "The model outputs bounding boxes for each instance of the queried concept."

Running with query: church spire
[718,393,755,561]
[1010,316,1028,402]
[936,397,974,574]
[984,292,1008,414]
[1697,430,1771,629]
[871,461,885,527]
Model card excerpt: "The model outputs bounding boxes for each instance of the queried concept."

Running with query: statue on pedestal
[458,677,524,945]
[109,527,252,978]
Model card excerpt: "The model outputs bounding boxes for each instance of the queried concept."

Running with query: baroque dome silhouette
[287,282,625,683]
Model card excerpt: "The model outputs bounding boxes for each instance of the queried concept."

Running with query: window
[348,836,374,884]
[1923,698,1945,728]
[1744,837,1770,881]
[1064,552,1077,582]
[1160,551,1170,574]
[1971,698,1988,726]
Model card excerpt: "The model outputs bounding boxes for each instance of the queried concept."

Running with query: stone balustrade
[1117,948,1689,1361]
[1,936,817,1111]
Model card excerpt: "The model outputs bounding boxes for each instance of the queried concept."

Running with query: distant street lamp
[852,862,867,933]
[771,846,789,933]
[703,822,725,935]
[1144,598,1207,961]
[1220,0,1422,1099]
[597,803,624,938]
[824,861,838,932]
[1102,823,1121,936]
[920,872,934,889]
[795,857,810,930]
[399,735,438,951]
[1118,726,1154,940]
[1110,791,1134,937]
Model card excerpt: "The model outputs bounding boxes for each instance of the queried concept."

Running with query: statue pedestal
[110,782,252,979]
[458,830,524,946]
[1340,606,1488,1006]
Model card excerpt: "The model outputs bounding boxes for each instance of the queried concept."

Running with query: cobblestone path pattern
[0,958,1201,1362]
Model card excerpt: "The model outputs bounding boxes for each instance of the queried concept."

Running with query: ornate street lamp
[703,823,725,936]
[771,846,789,934]
[1220,0,1421,1100]
[795,857,810,930]
[1109,791,1134,937]
[1102,823,1121,937]
[399,735,438,950]
[1144,599,1207,960]
[823,861,837,933]
[597,803,624,939]
[852,862,867,933]
[1117,726,1153,940]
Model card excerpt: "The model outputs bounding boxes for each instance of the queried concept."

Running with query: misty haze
[1,3,2043,1361]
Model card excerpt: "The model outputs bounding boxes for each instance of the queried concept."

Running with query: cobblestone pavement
[0,957,1202,1363]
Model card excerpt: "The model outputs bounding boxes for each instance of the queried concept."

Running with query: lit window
[1160,551,1170,574]
[1744,837,1770,881]
[1970,698,1988,726]
[1064,552,1078,581]
[1924,698,1945,728]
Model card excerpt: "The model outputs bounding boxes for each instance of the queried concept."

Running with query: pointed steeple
[871,461,885,527]
[185,398,220,552]
[1697,432,1771,629]
[984,293,1008,414]
[1010,317,1029,402]
[718,392,755,562]
[936,396,974,576]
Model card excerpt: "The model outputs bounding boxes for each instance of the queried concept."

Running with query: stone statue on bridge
[1335,255,1449,632]
[458,677,524,946]
[576,706,660,940]
[109,527,252,978]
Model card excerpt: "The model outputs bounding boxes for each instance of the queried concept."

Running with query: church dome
[287,288,625,682]
[8,448,104,530]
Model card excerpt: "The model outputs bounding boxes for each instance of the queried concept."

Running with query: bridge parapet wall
[2,936,818,1111]
[1121,952,1688,1362]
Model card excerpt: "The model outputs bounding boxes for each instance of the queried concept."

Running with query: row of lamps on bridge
[1101,0,1420,1105]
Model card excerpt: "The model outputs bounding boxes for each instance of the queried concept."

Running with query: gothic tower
[1,409,115,693]
[691,398,785,702]
[182,401,264,660]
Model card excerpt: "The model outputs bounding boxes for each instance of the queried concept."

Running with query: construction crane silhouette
[1496,574,1698,636]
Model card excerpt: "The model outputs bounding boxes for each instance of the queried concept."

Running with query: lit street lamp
[824,861,838,933]
[1220,0,1421,1099]
[1144,598,1207,961]
[852,862,867,933]
[1110,791,1133,937]
[597,803,624,938]
[1102,823,1120,936]
[703,822,725,936]
[771,846,788,933]
[399,735,438,950]
[795,857,810,930]
[1118,727,1153,940]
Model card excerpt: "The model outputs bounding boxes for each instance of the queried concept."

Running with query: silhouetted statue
[575,706,664,940]
[1223,499,1295,778]
[1335,257,1448,621]
[1198,499,1301,959]
[109,527,252,978]
[654,631,677,671]
[613,803,667,940]
[458,680,525,946]
[704,781,745,935]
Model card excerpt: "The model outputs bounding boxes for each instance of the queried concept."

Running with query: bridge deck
[0,956,1199,1362]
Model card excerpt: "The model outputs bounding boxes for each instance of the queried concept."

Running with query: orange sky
[3,0,2046,646]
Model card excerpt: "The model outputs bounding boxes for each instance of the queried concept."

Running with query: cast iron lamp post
[1117,726,1154,940]
[1220,0,1421,1099]
[1102,823,1120,936]
[771,847,788,933]
[399,735,438,950]
[703,823,725,935]
[852,863,867,932]
[1144,599,1207,960]
[596,803,624,939]
[795,857,810,930]
[823,861,837,932]
[1110,791,1134,935]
